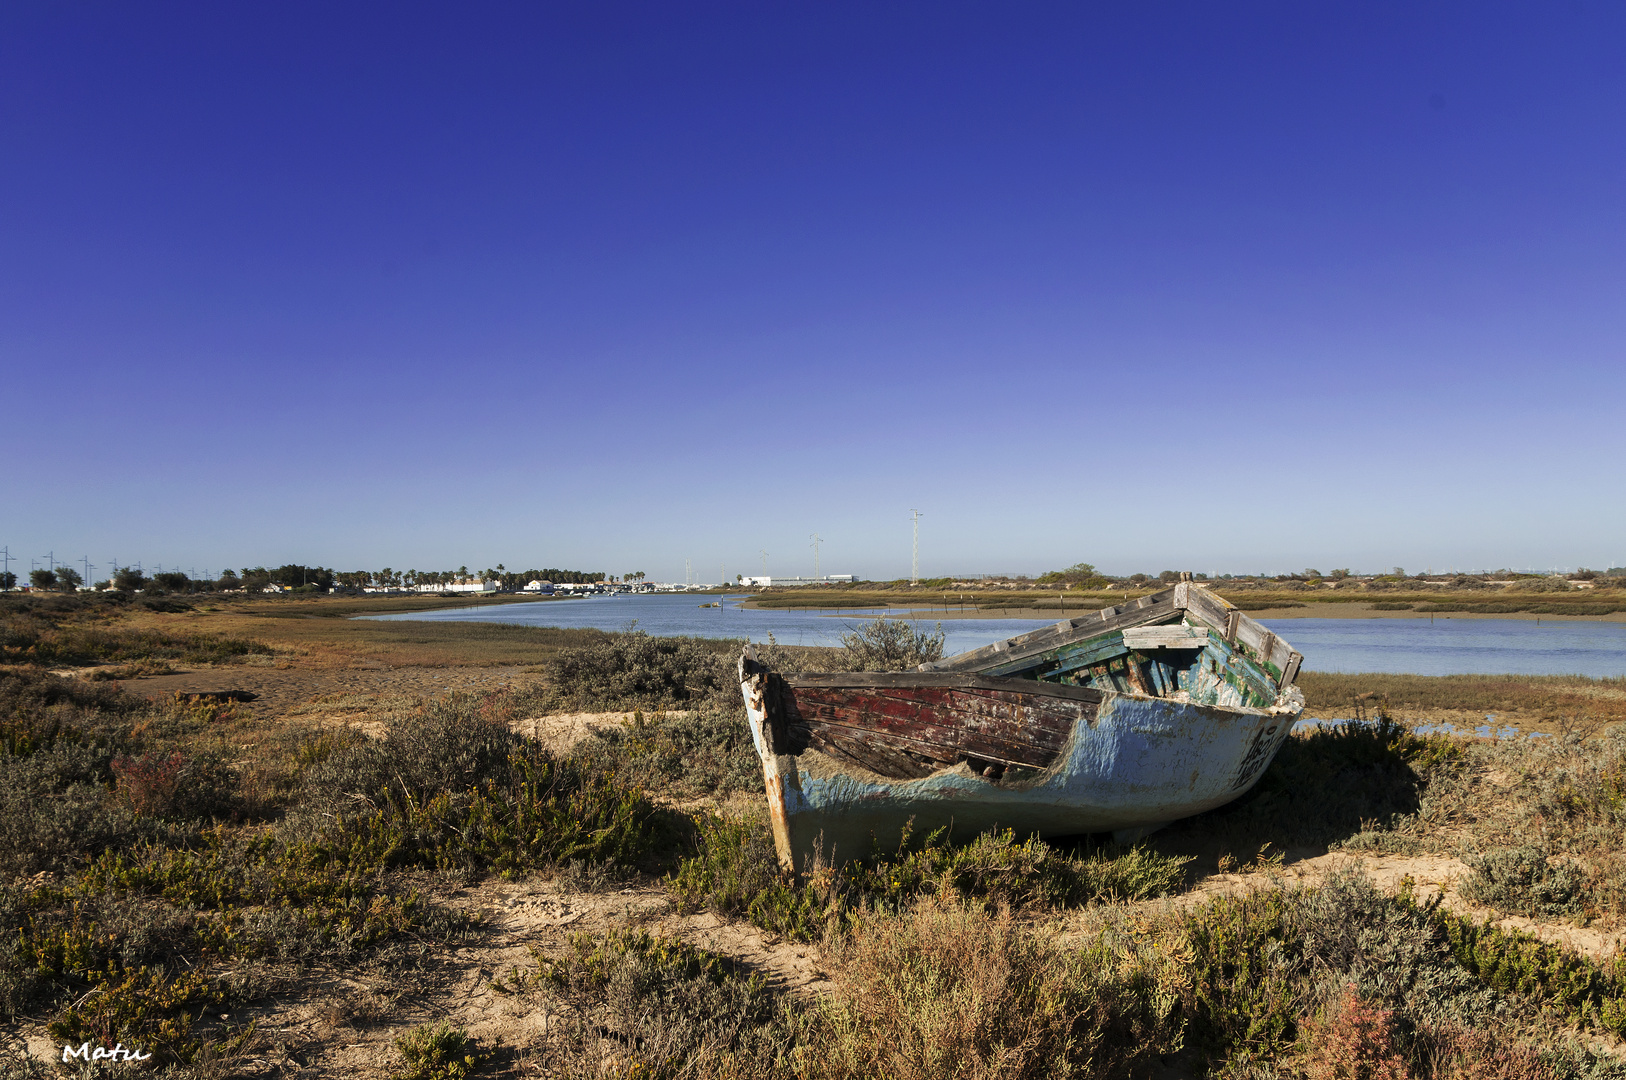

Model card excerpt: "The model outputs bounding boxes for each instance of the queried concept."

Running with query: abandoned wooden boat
[738,577,1305,870]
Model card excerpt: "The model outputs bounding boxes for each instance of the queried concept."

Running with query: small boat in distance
[738,575,1305,871]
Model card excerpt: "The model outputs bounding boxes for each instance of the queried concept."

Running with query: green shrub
[669,819,1191,944]
[1459,845,1590,918]
[838,828,1190,912]
[1182,888,1304,1065]
[392,1021,492,1080]
[668,815,829,942]
[544,631,738,710]
[312,746,670,878]
[1435,909,1626,1037]
[573,705,762,799]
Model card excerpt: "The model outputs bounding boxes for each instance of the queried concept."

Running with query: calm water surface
[358,595,1626,677]
[358,593,1054,657]
[1259,617,1626,678]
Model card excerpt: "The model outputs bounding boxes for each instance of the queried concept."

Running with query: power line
[910,509,922,585]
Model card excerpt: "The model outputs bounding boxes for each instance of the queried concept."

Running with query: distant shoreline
[736,599,1626,623]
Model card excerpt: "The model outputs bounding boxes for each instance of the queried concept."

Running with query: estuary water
[359,593,1049,658]
[1257,617,1626,678]
[357,594,1626,677]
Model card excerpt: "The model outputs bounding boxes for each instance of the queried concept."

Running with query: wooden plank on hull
[1122,625,1210,649]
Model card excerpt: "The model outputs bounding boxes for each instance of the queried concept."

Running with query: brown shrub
[1301,985,1408,1080]
[802,897,1180,1080]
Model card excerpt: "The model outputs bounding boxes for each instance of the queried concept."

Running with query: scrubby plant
[834,616,945,671]
[667,815,830,941]
[111,750,239,820]
[544,631,738,709]
[668,818,1191,943]
[803,897,1181,1080]
[1434,909,1626,1037]
[1299,985,1409,1080]
[572,705,761,799]
[514,929,794,1077]
[1459,845,1589,918]
[392,1021,492,1080]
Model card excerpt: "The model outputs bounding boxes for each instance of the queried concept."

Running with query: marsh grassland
[4,593,1626,1078]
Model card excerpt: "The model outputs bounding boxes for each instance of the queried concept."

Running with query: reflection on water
[357,596,1626,678]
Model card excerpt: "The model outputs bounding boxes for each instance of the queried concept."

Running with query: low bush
[667,815,830,942]
[833,617,945,671]
[1459,846,1590,918]
[392,1021,493,1080]
[0,741,139,876]
[1181,872,1500,1072]
[1435,909,1626,1037]
[668,818,1191,944]
[512,929,795,1077]
[804,897,1181,1080]
[544,631,739,710]
[298,693,526,814]
[112,750,240,820]
[572,705,761,800]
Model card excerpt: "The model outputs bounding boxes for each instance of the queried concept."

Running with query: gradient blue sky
[3,3,1623,583]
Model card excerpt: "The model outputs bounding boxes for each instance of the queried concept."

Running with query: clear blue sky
[3,3,1623,582]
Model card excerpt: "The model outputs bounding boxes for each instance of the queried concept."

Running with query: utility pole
[684,557,692,586]
[0,546,13,585]
[759,550,768,578]
[41,551,56,573]
[910,509,921,586]
[810,534,822,581]
[82,556,94,587]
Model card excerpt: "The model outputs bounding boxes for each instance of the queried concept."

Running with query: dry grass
[1299,672,1626,729]
[124,605,618,668]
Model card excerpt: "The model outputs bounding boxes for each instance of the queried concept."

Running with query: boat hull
[740,659,1301,871]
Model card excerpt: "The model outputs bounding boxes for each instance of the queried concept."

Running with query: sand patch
[511,711,692,755]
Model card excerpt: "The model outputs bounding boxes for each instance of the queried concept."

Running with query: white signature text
[62,1042,152,1063]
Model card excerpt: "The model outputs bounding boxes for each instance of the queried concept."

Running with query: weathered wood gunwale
[922,591,1183,673]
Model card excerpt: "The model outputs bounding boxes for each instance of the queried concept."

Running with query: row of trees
[337,566,608,591]
[3,563,608,595]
